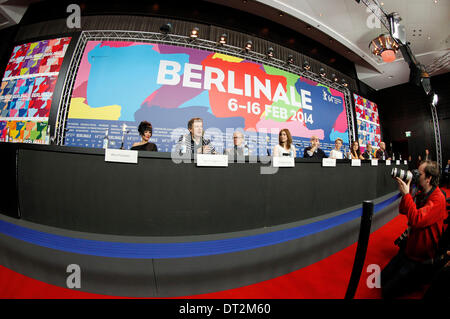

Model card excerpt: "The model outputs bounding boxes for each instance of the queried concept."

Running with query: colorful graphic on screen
[0,37,71,143]
[65,41,350,155]
[354,93,381,151]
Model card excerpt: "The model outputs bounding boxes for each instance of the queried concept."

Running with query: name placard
[105,149,138,164]
[196,154,228,167]
[404,160,408,165]
[386,160,391,166]
[273,156,295,167]
[322,158,336,167]
[371,159,378,166]
[351,159,361,167]
[396,160,400,165]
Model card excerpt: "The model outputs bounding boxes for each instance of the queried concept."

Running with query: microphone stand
[120,130,130,150]
[120,124,129,150]
[201,134,204,154]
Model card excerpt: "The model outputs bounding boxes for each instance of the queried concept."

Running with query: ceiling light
[369,33,400,63]
[331,73,338,82]
[303,60,311,71]
[160,23,173,34]
[219,33,227,45]
[341,79,348,87]
[245,40,252,52]
[267,47,274,58]
[319,67,326,77]
[287,54,294,64]
[190,27,199,38]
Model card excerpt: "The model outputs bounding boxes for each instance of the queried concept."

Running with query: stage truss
[430,103,442,169]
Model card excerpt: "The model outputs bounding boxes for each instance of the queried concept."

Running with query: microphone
[243,143,249,156]
[201,135,204,154]
[103,128,109,149]
[266,135,271,156]
[120,123,130,150]
[179,134,187,155]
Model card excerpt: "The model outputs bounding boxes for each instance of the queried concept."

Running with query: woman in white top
[329,138,344,159]
[273,129,296,157]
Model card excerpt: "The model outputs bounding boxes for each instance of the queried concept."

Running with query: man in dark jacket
[375,141,390,160]
[303,135,326,159]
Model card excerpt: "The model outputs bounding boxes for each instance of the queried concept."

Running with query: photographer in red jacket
[381,160,447,299]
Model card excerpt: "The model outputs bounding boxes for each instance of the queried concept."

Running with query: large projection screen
[0,37,71,144]
[353,93,382,152]
[65,41,350,156]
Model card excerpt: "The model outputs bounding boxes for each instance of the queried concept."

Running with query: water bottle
[44,124,50,145]
[180,135,187,154]
[399,154,402,161]
[103,129,109,149]
[392,153,395,160]
[5,127,10,143]
[244,145,249,156]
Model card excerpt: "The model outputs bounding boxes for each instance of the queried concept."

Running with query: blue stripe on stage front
[0,194,401,259]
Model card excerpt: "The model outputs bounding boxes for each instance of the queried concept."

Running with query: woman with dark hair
[131,121,158,151]
[273,128,296,157]
[350,140,364,160]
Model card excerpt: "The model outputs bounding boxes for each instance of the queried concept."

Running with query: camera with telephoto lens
[391,168,420,184]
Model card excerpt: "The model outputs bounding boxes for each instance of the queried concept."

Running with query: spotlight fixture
[160,23,173,34]
[420,68,432,96]
[341,78,348,87]
[190,27,199,39]
[319,67,326,77]
[287,54,294,64]
[431,92,438,106]
[331,73,338,82]
[219,33,227,45]
[245,40,253,52]
[267,47,274,58]
[303,60,311,71]
[369,33,399,63]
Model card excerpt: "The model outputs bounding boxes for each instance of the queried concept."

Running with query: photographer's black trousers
[381,251,433,299]
[423,266,450,299]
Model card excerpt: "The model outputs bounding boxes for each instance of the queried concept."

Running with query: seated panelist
[131,121,158,152]
[303,136,326,159]
[329,138,344,159]
[349,140,364,160]
[362,143,374,160]
[176,117,216,155]
[225,130,250,157]
[273,129,296,158]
